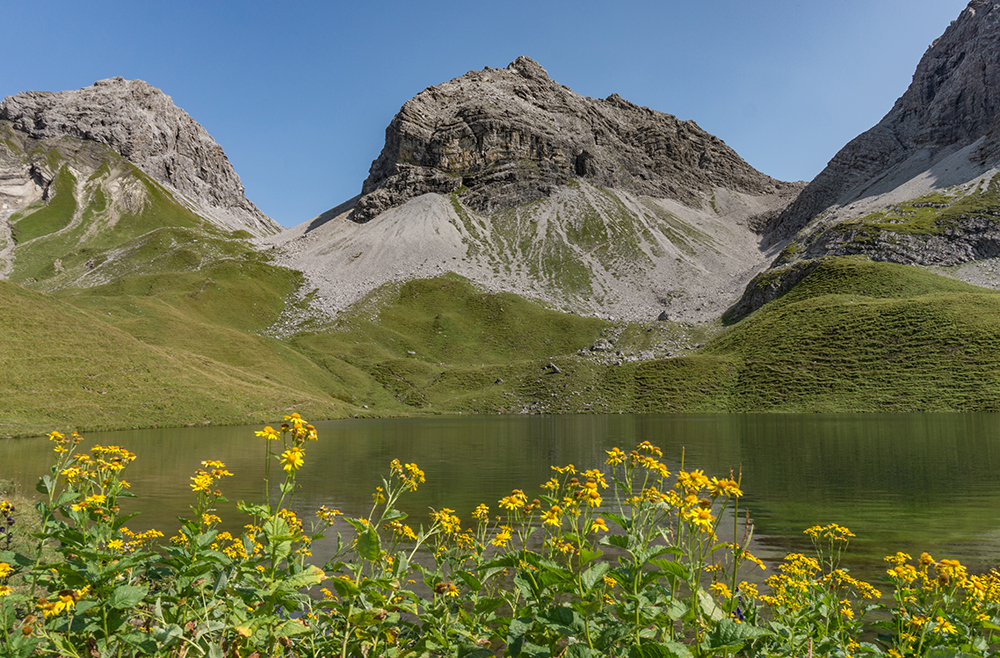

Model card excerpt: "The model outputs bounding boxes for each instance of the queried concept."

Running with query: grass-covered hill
[10,232,1000,436]
[7,120,1000,435]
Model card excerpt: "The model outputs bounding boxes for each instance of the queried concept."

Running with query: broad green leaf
[356,525,382,561]
[539,605,583,634]
[629,641,693,658]
[696,588,725,622]
[331,576,362,598]
[109,584,148,610]
[458,645,495,658]
[707,616,767,651]
[578,547,603,566]
[456,570,482,592]
[581,561,610,591]
[600,533,630,550]
[651,558,689,581]
[925,649,978,658]
[153,623,184,647]
[566,644,596,657]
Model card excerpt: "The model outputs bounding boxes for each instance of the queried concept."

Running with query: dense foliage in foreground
[2,416,1000,657]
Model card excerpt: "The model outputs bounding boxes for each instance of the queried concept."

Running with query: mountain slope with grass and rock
[266,57,803,324]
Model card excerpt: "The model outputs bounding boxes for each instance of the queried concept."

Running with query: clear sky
[3,0,971,227]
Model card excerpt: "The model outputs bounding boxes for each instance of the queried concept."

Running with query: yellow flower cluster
[499,489,528,511]
[47,430,83,454]
[804,523,855,542]
[430,508,461,535]
[317,506,343,524]
[190,460,233,493]
[385,520,418,541]
[390,459,425,491]
[37,586,88,618]
[118,527,164,553]
[0,561,13,595]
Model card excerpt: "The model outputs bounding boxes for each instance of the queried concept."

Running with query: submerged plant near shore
[3,416,1000,656]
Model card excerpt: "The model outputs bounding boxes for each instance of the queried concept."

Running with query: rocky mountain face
[273,57,802,323]
[732,0,1000,318]
[350,56,797,225]
[771,1,1000,242]
[0,77,277,236]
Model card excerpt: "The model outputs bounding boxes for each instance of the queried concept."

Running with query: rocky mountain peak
[769,0,1000,241]
[0,77,278,236]
[349,57,793,223]
[507,55,550,80]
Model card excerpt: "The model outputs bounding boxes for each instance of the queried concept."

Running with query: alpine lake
[3,413,1000,585]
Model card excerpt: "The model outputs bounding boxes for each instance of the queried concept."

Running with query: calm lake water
[2,413,999,583]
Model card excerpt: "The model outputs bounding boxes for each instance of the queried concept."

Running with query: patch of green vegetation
[0,279,349,438]
[11,165,212,287]
[842,177,1000,237]
[703,258,1000,411]
[12,167,77,243]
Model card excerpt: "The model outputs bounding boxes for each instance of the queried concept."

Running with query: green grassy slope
[290,275,610,411]
[0,280,350,438]
[700,258,1000,411]
[9,115,1000,429]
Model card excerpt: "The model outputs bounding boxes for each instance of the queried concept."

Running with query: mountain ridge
[0,77,278,237]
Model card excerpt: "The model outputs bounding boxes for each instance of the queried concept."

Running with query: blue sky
[4,0,970,226]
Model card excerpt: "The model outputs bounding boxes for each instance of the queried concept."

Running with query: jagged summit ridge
[770,0,1000,240]
[350,56,794,223]
[0,77,278,236]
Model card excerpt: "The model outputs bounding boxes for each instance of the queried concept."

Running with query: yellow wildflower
[256,426,280,441]
[280,447,305,472]
[605,447,626,465]
[590,517,609,533]
[492,526,512,548]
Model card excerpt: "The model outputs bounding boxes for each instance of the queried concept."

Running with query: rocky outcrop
[350,56,795,223]
[769,1,1000,242]
[0,78,278,236]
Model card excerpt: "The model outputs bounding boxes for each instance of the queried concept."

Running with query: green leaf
[456,570,482,592]
[153,624,184,648]
[206,644,225,658]
[579,547,603,566]
[581,561,610,591]
[629,641,693,658]
[707,616,767,651]
[539,605,583,635]
[279,565,327,590]
[331,576,362,598]
[696,588,725,622]
[458,646,495,658]
[109,584,148,610]
[600,533,630,550]
[356,526,382,561]
[473,596,505,616]
[651,558,689,581]
[925,649,978,658]
[275,619,311,637]
[604,511,630,532]
[237,502,270,518]
[507,617,532,657]
[36,475,54,495]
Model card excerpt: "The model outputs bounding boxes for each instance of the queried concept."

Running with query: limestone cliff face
[771,0,1000,241]
[0,77,278,236]
[351,57,795,223]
